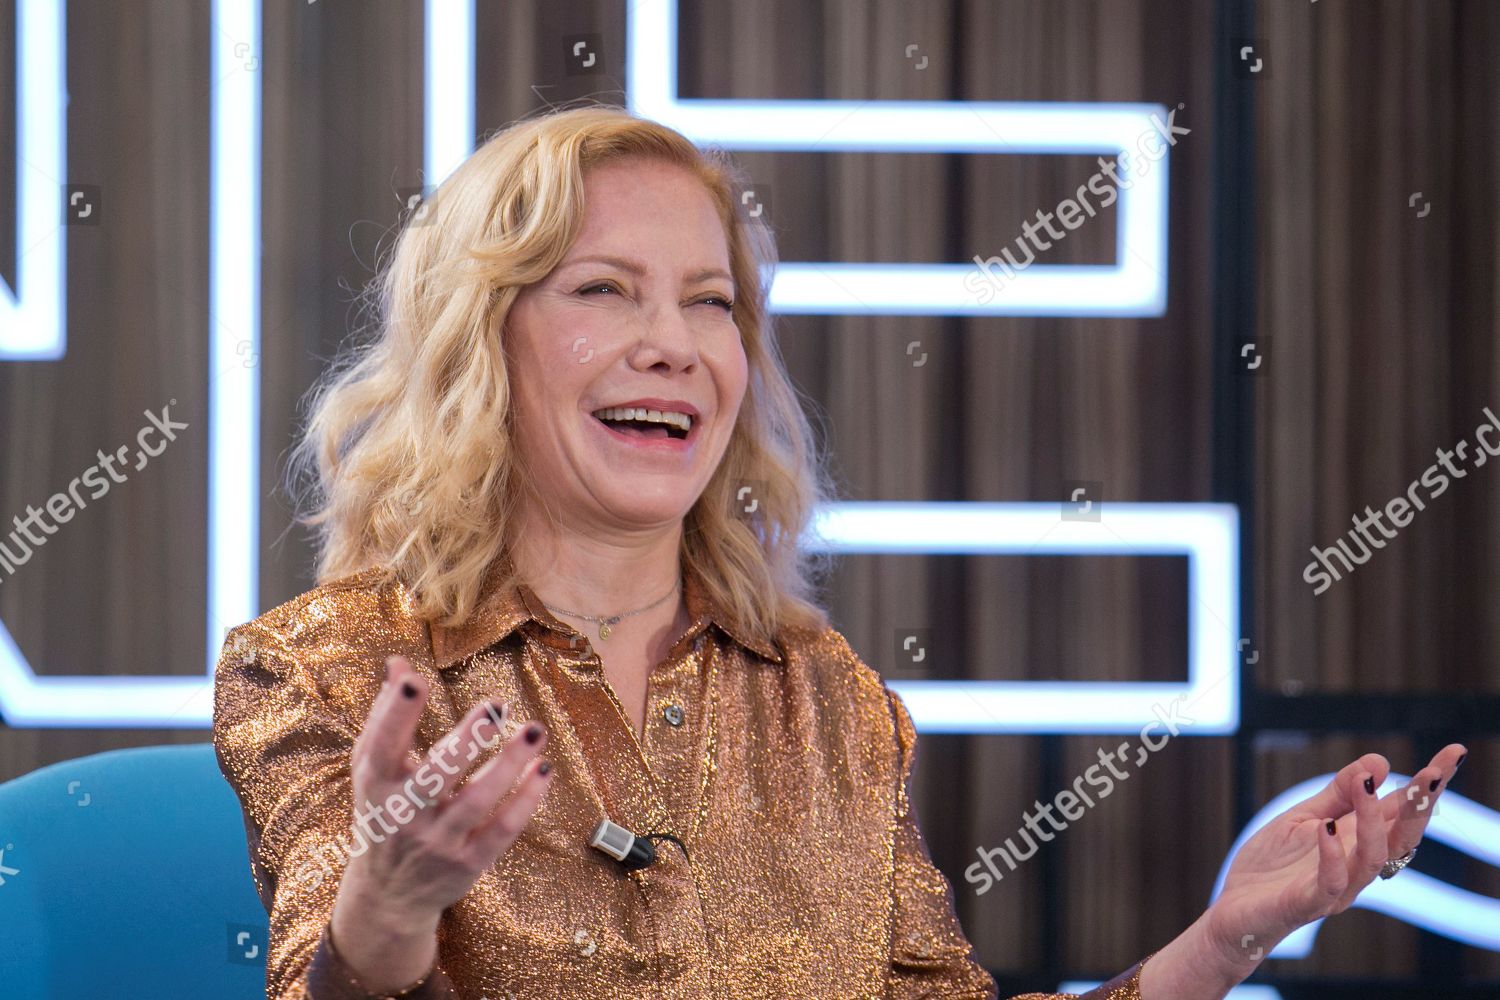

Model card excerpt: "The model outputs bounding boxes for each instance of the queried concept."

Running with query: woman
[212,104,1465,999]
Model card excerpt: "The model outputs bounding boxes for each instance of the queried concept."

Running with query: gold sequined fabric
[212,561,1146,999]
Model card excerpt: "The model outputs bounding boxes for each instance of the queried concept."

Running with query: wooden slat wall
[1255,0,1500,980]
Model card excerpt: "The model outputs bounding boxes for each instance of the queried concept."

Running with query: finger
[1427,743,1468,790]
[418,698,514,804]
[1385,765,1444,857]
[1307,817,1349,918]
[1341,772,1387,905]
[433,719,548,838]
[469,755,555,859]
[1378,743,1464,816]
[354,655,429,782]
[1291,753,1390,821]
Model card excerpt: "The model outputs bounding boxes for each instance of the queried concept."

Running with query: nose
[630,301,700,374]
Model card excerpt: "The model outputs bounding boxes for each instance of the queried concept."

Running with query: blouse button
[572,927,597,957]
[662,703,685,727]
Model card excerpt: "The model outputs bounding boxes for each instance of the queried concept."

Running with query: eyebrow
[558,254,734,287]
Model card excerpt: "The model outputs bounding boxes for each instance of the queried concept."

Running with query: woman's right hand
[328,654,553,987]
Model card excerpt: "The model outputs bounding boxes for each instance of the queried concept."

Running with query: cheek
[521,328,594,402]
[559,309,618,364]
[510,349,574,445]
[715,340,751,414]
[512,296,605,374]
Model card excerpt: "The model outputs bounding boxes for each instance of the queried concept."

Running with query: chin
[601,487,700,525]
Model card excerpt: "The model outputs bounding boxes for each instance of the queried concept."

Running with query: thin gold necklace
[540,577,680,640]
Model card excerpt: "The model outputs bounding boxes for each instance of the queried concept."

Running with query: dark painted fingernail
[538,759,552,776]
[401,680,418,699]
[1456,753,1467,770]
[1326,820,1337,835]
[1364,775,1375,795]
[1429,777,1440,792]
[524,722,544,744]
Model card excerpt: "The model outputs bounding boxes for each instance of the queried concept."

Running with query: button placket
[530,627,668,845]
[640,640,713,835]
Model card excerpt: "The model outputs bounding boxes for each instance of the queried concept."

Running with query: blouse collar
[429,556,785,670]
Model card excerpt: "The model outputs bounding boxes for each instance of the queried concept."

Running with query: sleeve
[883,689,1150,1000]
[212,622,459,1000]
[884,685,1000,999]
[1004,961,1149,1000]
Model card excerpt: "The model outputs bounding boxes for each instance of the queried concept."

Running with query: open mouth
[591,406,692,441]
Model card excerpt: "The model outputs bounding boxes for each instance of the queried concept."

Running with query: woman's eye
[576,283,730,311]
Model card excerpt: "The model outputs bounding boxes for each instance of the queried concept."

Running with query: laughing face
[505,156,748,534]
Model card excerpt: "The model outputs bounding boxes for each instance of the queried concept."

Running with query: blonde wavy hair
[290,103,835,642]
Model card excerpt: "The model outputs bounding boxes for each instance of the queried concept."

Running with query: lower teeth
[604,420,671,439]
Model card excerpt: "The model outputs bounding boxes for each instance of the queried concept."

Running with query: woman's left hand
[1203,742,1468,974]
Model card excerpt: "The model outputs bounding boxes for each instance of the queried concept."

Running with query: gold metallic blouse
[212,562,1147,999]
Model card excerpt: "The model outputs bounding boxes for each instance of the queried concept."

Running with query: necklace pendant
[598,622,611,640]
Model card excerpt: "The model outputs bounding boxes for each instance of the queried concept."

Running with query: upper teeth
[594,406,693,432]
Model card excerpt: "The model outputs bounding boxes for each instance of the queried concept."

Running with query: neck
[509,510,686,624]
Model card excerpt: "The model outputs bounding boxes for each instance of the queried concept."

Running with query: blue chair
[0,744,269,999]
